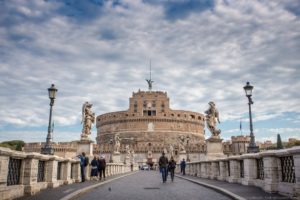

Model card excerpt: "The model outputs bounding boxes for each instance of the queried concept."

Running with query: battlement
[132,90,168,98]
[231,135,251,142]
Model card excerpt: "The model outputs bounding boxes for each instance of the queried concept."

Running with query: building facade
[96,90,206,163]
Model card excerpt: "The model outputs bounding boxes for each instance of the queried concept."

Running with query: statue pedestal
[111,152,121,163]
[124,156,130,165]
[178,151,187,162]
[205,137,226,160]
[77,139,94,157]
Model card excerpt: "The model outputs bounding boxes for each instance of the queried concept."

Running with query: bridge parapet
[177,146,300,198]
[0,147,135,200]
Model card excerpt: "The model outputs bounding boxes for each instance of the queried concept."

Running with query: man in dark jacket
[98,155,106,181]
[180,158,186,175]
[78,152,88,182]
[159,152,168,183]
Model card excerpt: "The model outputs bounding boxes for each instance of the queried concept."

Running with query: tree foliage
[277,134,283,149]
[0,140,25,151]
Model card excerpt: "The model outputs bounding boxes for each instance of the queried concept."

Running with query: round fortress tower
[96,90,205,154]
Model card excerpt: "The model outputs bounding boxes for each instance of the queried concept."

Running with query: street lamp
[186,135,190,162]
[243,82,259,153]
[41,84,58,155]
[109,139,113,163]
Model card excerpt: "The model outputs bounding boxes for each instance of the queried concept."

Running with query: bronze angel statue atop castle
[81,102,95,139]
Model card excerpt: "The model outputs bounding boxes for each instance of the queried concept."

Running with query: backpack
[84,157,89,167]
[169,161,176,169]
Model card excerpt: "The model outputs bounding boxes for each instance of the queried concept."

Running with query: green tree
[0,140,25,151]
[286,139,300,148]
[277,134,283,149]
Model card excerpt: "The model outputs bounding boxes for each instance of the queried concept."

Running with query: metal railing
[240,160,244,178]
[280,156,295,183]
[7,158,22,186]
[57,162,62,180]
[216,162,220,176]
[226,161,230,177]
[256,158,264,180]
[71,163,74,179]
[37,161,45,182]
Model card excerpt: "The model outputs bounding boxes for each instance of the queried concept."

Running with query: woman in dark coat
[168,156,176,182]
[90,156,98,180]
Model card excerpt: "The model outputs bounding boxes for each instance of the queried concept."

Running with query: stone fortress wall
[96,90,206,158]
[24,141,78,158]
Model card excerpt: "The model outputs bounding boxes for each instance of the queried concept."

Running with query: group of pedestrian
[78,152,106,182]
[158,152,177,183]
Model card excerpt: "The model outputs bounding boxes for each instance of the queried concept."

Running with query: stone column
[201,162,207,178]
[261,152,279,193]
[61,159,72,185]
[85,164,90,180]
[228,158,239,183]
[242,155,257,186]
[293,154,300,197]
[206,162,211,178]
[23,154,40,195]
[72,162,81,183]
[185,163,190,175]
[0,151,10,184]
[218,160,227,181]
[0,148,29,200]
[210,161,219,179]
[45,157,59,188]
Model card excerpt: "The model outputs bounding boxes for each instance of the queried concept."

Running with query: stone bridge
[0,146,299,200]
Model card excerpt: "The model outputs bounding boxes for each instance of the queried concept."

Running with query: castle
[24,88,252,165]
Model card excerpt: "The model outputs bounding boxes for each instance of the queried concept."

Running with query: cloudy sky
[0,0,299,144]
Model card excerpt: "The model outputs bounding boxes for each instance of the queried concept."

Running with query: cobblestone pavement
[75,171,232,200]
[176,174,293,200]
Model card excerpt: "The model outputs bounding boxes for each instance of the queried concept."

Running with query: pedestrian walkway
[176,174,293,200]
[75,171,232,200]
[16,172,135,200]
[16,171,293,200]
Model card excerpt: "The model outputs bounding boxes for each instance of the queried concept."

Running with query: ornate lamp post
[41,84,58,155]
[243,82,259,153]
[109,139,113,163]
[186,135,190,162]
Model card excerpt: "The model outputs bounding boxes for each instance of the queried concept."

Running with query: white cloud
[0,0,299,142]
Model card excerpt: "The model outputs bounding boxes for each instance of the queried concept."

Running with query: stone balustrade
[0,147,135,200]
[176,146,300,198]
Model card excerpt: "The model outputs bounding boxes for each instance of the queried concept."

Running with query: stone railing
[0,147,135,200]
[176,146,300,198]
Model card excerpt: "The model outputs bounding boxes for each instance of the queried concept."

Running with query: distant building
[24,141,78,158]
[257,140,273,150]
[222,135,250,156]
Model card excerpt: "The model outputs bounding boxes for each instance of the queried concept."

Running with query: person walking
[78,152,88,182]
[158,152,168,183]
[98,155,106,181]
[90,156,98,180]
[180,158,186,175]
[168,156,176,182]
